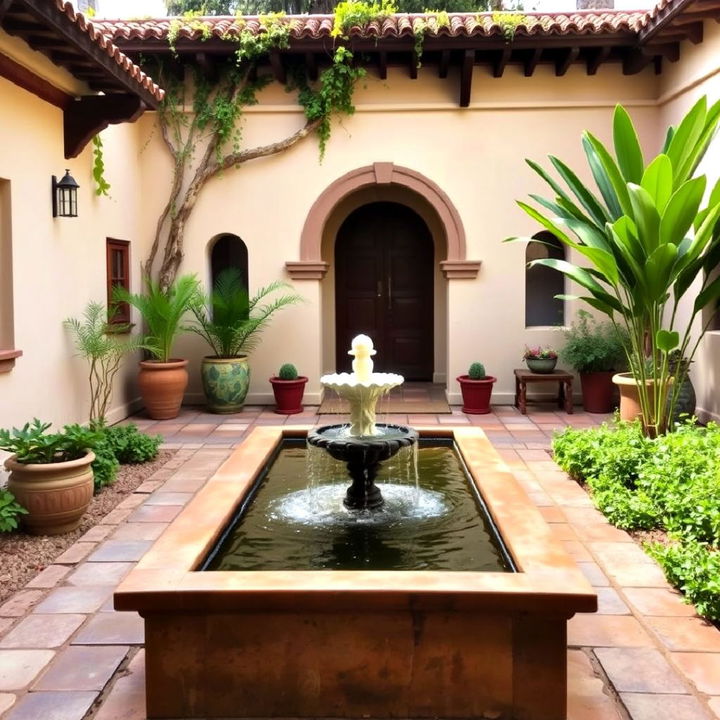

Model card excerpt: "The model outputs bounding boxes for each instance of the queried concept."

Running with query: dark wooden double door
[335,202,434,380]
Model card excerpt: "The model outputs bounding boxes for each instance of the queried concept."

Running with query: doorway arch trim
[286,163,481,280]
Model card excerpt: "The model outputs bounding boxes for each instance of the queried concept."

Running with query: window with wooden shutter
[106,238,130,325]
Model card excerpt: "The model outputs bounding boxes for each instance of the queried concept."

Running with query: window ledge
[0,349,23,373]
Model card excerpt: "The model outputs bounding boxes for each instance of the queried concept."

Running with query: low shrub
[552,420,720,620]
[91,440,120,490]
[103,424,162,464]
[0,490,27,532]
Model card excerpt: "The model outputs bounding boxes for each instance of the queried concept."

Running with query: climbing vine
[149,5,374,288]
[412,10,449,68]
[91,135,111,197]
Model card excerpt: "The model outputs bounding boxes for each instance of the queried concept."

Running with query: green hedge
[552,421,720,620]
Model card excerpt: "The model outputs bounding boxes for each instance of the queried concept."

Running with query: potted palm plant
[508,97,720,436]
[1,420,101,535]
[189,269,302,413]
[270,363,308,415]
[560,311,627,413]
[457,362,496,414]
[114,274,200,420]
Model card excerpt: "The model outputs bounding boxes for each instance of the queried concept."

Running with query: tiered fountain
[307,334,418,510]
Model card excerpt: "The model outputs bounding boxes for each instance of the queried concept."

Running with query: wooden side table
[514,368,574,415]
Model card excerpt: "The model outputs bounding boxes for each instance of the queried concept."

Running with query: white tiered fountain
[307,334,418,510]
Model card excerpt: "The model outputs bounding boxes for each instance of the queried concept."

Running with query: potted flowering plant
[523,346,558,373]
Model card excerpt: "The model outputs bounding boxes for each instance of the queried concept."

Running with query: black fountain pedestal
[307,424,419,510]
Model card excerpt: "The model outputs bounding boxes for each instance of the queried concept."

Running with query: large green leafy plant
[510,97,720,436]
[189,268,302,358]
[114,275,200,363]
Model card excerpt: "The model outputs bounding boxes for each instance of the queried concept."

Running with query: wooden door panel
[336,202,433,380]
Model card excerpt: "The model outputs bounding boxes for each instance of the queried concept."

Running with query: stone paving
[0,403,719,720]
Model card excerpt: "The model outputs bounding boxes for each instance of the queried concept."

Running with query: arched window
[525,231,565,327]
[210,234,248,291]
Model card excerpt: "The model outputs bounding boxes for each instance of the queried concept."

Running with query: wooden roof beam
[17,0,160,108]
[64,94,144,159]
[524,47,541,77]
[555,46,579,76]
[459,48,473,107]
[586,45,610,75]
[623,47,653,74]
[409,51,418,79]
[680,21,704,43]
[269,49,286,83]
[0,0,17,22]
[438,49,450,78]
[0,48,71,108]
[195,51,217,80]
[305,52,318,81]
[493,46,511,78]
[639,0,694,43]
[378,50,387,79]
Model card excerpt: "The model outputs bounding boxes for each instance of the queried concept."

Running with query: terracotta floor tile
[99,508,132,525]
[34,586,112,614]
[78,525,113,543]
[127,505,182,523]
[623,588,698,617]
[0,649,55,690]
[0,590,44,617]
[93,649,146,720]
[577,562,611,587]
[134,479,163,493]
[110,522,167,541]
[620,692,713,720]
[538,506,566,523]
[72,612,144,645]
[33,645,128,691]
[574,523,633,543]
[87,541,153,563]
[54,543,97,565]
[550,523,580,541]
[0,614,85,649]
[114,494,147,510]
[563,540,594,562]
[671,653,720,695]
[595,587,630,615]
[151,476,206,493]
[568,615,655,648]
[595,647,689,693]
[67,562,134,586]
[646,617,720,652]
[4,690,97,720]
[143,492,193,506]
[24,565,71,589]
[0,693,15,714]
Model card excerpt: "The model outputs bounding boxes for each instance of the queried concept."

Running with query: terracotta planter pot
[138,359,188,420]
[457,375,496,414]
[5,451,95,535]
[201,356,250,414]
[612,372,674,429]
[580,371,616,413]
[525,357,557,373]
[270,376,308,415]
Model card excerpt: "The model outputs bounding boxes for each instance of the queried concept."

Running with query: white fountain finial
[348,334,376,383]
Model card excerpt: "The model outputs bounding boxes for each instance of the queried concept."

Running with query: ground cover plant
[553,421,720,620]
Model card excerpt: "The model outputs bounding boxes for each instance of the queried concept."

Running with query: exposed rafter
[459,49,474,108]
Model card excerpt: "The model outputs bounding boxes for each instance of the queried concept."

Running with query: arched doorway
[335,202,434,380]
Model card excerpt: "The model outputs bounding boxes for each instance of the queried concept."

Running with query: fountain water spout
[307,334,418,510]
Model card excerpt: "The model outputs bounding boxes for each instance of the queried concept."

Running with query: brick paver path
[1,403,719,720]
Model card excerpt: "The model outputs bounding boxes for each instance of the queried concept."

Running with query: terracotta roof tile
[52,0,164,101]
[97,10,646,45]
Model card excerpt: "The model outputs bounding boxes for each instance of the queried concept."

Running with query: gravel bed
[0,450,175,603]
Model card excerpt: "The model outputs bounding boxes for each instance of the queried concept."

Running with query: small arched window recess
[210,233,249,293]
[525,231,565,327]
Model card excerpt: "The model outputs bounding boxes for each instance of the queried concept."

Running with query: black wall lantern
[52,170,79,218]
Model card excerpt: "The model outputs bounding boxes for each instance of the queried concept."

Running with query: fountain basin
[114,426,596,720]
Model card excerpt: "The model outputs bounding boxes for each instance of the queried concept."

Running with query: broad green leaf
[582,134,623,220]
[530,194,586,224]
[675,98,720,184]
[659,176,706,247]
[666,96,706,181]
[525,160,593,225]
[613,105,645,183]
[561,216,612,252]
[580,295,619,317]
[628,183,661,252]
[641,154,672,212]
[656,329,679,353]
[694,273,720,315]
[516,201,575,244]
[549,156,609,227]
[645,243,678,301]
[584,131,633,217]
[661,125,675,154]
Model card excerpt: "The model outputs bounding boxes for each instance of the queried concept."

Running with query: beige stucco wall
[136,61,659,406]
[657,20,720,421]
[0,55,147,433]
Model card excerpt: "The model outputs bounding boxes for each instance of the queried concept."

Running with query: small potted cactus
[456,362,496,414]
[269,363,308,415]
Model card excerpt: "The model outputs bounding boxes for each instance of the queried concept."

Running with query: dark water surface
[205,440,512,572]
